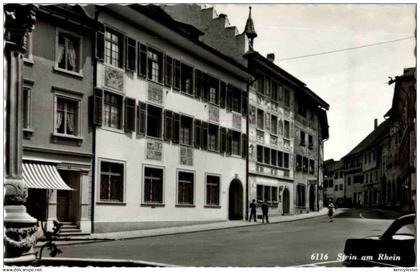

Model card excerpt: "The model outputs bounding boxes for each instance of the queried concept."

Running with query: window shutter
[201,122,208,150]
[220,127,226,153]
[201,73,208,102]
[242,133,247,158]
[242,90,248,116]
[220,81,226,109]
[95,25,105,61]
[164,55,173,87]
[124,97,136,132]
[194,69,201,99]
[173,113,180,144]
[137,102,147,136]
[265,112,271,132]
[226,84,232,111]
[278,119,283,136]
[173,59,181,91]
[226,129,232,156]
[89,88,103,126]
[126,37,136,72]
[138,43,147,78]
[164,110,173,142]
[194,119,201,148]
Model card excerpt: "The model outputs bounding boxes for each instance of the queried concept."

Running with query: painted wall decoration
[146,140,162,161]
[104,66,124,91]
[209,105,219,123]
[232,113,241,130]
[180,146,193,166]
[148,83,163,104]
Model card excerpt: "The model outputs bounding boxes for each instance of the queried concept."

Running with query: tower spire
[244,6,257,50]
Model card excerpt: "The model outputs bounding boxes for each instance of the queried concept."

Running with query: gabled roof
[342,119,390,159]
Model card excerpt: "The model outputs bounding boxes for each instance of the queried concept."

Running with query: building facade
[85,5,251,232]
[323,159,345,207]
[22,5,97,234]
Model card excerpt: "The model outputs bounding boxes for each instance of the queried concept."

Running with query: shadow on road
[335,208,402,220]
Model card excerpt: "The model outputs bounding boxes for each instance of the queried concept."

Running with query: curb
[39,209,337,248]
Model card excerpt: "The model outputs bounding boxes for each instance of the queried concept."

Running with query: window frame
[146,46,164,84]
[103,26,124,69]
[146,104,163,140]
[54,28,83,77]
[102,90,124,131]
[179,114,194,146]
[97,158,126,204]
[176,169,195,206]
[205,173,221,207]
[23,82,33,132]
[53,90,83,139]
[142,164,165,205]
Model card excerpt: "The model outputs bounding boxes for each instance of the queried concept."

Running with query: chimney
[267,53,275,62]
[374,118,378,129]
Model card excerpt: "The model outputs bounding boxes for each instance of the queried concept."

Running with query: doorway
[282,188,290,214]
[228,179,243,220]
[57,171,80,223]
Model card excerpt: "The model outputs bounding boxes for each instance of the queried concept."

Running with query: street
[59,209,395,267]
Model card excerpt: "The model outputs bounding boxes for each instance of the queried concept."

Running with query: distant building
[323,159,345,207]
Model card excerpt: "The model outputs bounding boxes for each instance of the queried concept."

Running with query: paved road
[59,209,394,267]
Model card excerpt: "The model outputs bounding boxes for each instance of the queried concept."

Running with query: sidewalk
[37,207,343,247]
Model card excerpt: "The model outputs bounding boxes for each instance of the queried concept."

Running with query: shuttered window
[219,81,226,109]
[220,127,226,153]
[164,110,173,142]
[164,55,173,87]
[194,119,201,148]
[173,59,181,91]
[201,122,208,150]
[194,69,202,99]
[124,97,136,132]
[95,24,105,61]
[172,113,180,144]
[138,43,147,77]
[126,37,136,72]
[242,133,247,158]
[137,102,147,136]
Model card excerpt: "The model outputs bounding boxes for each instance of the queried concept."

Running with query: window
[181,63,193,95]
[271,149,277,166]
[173,59,181,90]
[300,131,306,146]
[257,145,263,163]
[206,175,220,206]
[55,97,80,136]
[208,124,219,151]
[334,185,338,191]
[220,127,226,153]
[100,161,124,202]
[329,180,333,187]
[208,76,219,105]
[308,135,313,149]
[201,122,208,150]
[257,109,264,130]
[339,184,343,191]
[125,37,136,72]
[309,160,315,174]
[271,115,278,135]
[147,105,162,138]
[270,81,278,102]
[147,48,163,83]
[219,81,226,108]
[103,91,122,129]
[284,120,290,138]
[180,115,193,146]
[257,185,263,201]
[347,177,351,185]
[296,184,305,207]
[271,187,278,202]
[231,131,241,156]
[164,55,173,87]
[178,171,194,205]
[284,88,290,107]
[23,87,32,129]
[284,153,289,169]
[57,31,81,73]
[303,157,309,173]
[230,86,242,113]
[264,147,270,164]
[296,155,302,171]
[264,76,271,97]
[194,120,201,148]
[264,186,270,202]
[277,151,283,167]
[104,28,123,68]
[164,110,173,142]
[143,167,163,204]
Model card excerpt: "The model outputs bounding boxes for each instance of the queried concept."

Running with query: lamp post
[4,4,39,264]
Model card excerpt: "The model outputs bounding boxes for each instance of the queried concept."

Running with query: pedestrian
[328,200,335,222]
[249,199,257,222]
[261,201,269,223]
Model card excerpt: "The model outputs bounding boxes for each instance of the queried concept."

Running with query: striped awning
[23,162,74,190]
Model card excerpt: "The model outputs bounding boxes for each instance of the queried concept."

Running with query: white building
[85,5,252,232]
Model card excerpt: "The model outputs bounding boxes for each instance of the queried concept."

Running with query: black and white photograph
[2,2,417,270]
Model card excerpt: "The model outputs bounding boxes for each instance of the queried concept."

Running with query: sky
[211,4,416,161]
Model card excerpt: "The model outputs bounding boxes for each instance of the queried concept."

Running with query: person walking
[261,201,269,223]
[328,200,335,222]
[249,199,257,222]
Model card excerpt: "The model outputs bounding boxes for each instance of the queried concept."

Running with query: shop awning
[23,162,73,190]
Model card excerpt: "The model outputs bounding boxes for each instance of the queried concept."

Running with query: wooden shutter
[173,113,180,144]
[201,73,208,102]
[226,84,232,111]
[242,133,247,158]
[137,102,147,136]
[173,59,181,91]
[219,81,226,109]
[95,24,105,61]
[201,122,208,150]
[194,69,201,99]
[220,127,226,154]
[194,119,201,148]
[164,55,173,87]
[226,129,232,156]
[126,37,136,72]
[124,97,136,132]
[242,90,248,116]
[164,110,173,142]
[89,88,103,126]
[138,43,147,78]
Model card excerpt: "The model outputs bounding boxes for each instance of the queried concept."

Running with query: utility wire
[276,36,415,61]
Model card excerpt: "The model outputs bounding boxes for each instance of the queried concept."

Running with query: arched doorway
[282,188,290,214]
[309,185,315,211]
[228,179,243,220]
